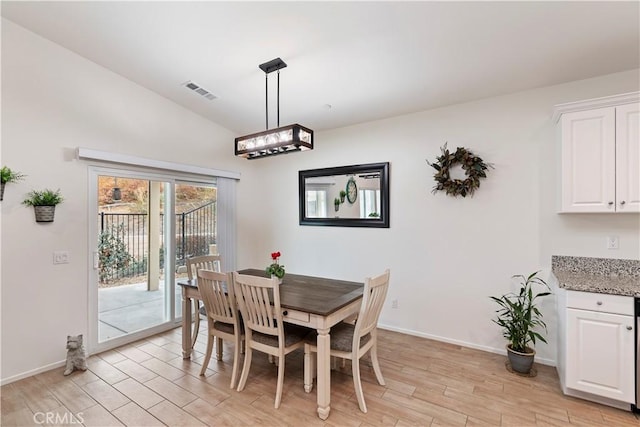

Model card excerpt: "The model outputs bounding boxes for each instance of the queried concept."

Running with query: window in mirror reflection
[305,188,328,218]
[360,189,380,218]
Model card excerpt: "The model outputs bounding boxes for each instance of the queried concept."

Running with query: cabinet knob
[282,311,288,316]
[627,326,633,331]
[596,301,603,306]
[620,201,626,205]
[607,202,614,206]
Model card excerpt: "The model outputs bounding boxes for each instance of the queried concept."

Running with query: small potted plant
[490,271,551,375]
[1,166,26,201]
[265,251,285,282]
[334,197,341,212]
[22,189,64,223]
[339,190,347,203]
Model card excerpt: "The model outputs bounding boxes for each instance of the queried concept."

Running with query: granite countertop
[552,255,640,298]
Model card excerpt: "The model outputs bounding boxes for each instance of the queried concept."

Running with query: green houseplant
[22,189,64,222]
[490,271,551,374]
[1,166,26,201]
[334,197,341,212]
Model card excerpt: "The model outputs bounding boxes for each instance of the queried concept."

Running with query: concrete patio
[98,280,185,342]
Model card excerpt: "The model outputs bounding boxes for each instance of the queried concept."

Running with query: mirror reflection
[299,162,389,228]
[305,174,381,219]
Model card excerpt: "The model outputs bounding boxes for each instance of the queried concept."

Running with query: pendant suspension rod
[277,69,280,127]
[265,73,269,130]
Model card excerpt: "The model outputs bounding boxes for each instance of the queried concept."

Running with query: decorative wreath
[426,144,492,197]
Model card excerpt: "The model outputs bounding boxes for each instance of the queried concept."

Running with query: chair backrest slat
[354,269,390,340]
[187,255,222,280]
[233,272,282,338]
[196,269,237,326]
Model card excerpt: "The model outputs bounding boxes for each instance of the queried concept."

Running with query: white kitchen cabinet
[557,289,635,408]
[554,93,640,213]
[615,103,640,212]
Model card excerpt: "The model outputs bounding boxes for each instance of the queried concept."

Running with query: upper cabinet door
[615,103,640,212]
[560,107,616,212]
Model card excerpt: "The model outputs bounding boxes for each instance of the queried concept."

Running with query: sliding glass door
[174,182,218,318]
[88,167,219,352]
[95,174,173,343]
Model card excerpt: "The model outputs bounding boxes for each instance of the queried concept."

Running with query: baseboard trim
[377,323,556,367]
[1,360,67,386]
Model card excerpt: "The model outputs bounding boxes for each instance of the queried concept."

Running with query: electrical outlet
[606,236,619,250]
[391,299,398,309]
[53,251,70,264]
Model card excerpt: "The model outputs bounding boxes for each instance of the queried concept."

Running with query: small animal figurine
[63,334,87,376]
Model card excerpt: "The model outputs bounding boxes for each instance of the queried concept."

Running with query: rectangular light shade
[234,123,313,159]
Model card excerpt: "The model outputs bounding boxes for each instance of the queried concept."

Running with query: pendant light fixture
[235,58,313,159]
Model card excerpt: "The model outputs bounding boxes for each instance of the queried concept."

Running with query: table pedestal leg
[316,327,331,420]
[182,292,192,359]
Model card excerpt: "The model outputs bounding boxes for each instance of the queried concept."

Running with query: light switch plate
[606,236,619,250]
[53,251,70,264]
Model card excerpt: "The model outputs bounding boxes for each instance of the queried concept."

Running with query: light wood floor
[2,326,638,426]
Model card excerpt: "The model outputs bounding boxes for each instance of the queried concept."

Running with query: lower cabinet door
[566,308,635,403]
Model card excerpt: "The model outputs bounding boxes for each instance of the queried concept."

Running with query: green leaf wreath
[426,144,493,197]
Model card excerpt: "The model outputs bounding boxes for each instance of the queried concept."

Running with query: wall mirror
[299,162,389,228]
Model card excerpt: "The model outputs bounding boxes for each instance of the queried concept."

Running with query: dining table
[177,268,364,420]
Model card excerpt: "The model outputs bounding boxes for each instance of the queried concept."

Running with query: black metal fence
[98,201,216,283]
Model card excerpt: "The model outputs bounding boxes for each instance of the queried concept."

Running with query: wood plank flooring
[2,326,638,426]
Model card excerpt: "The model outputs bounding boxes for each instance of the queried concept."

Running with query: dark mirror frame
[299,162,390,228]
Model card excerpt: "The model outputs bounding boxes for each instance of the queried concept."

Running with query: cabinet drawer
[566,291,633,315]
[282,309,310,324]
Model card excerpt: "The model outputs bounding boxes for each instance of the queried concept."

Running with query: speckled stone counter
[552,255,640,297]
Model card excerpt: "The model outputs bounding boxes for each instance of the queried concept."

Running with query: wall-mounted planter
[1,166,26,201]
[22,189,63,223]
[33,205,57,223]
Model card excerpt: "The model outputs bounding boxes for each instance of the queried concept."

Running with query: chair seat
[306,322,371,352]
[212,321,235,334]
[252,324,310,348]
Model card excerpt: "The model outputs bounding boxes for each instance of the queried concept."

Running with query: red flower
[271,251,281,261]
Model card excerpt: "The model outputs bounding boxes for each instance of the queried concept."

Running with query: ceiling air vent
[183,81,217,101]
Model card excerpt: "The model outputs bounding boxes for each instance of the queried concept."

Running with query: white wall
[0,19,245,382]
[3,17,639,383]
[236,69,640,365]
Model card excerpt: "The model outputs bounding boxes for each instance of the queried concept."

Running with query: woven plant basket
[34,205,56,223]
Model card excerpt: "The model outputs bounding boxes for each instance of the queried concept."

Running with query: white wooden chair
[233,272,310,409]
[196,269,243,388]
[186,254,222,348]
[303,269,390,413]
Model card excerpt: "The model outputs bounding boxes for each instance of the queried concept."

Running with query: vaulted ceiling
[2,1,639,134]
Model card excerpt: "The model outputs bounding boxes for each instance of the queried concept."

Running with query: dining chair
[233,272,310,409]
[196,269,243,388]
[303,269,390,413]
[186,254,222,348]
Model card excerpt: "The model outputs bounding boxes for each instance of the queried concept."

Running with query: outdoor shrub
[98,224,133,283]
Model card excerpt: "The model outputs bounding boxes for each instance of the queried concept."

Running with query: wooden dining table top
[178,268,364,316]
